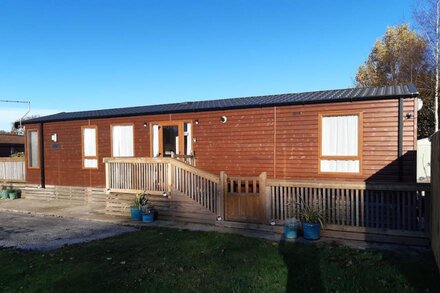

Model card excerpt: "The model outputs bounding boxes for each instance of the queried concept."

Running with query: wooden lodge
[4,84,431,245]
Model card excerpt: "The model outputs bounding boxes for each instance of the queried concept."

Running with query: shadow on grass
[278,237,324,293]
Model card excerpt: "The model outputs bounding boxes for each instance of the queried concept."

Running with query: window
[28,130,39,168]
[82,126,98,168]
[319,113,362,173]
[111,125,134,157]
[150,121,192,158]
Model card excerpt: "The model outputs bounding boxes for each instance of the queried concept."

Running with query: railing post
[218,171,226,220]
[259,172,270,223]
[167,162,173,195]
[105,161,110,191]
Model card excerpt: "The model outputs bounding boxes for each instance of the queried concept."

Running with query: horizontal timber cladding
[24,97,417,187]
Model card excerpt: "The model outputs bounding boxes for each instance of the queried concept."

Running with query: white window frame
[319,112,363,174]
[111,124,134,157]
[27,129,39,169]
[82,126,98,169]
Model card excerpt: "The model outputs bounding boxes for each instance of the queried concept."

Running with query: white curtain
[29,131,39,167]
[321,160,359,173]
[152,125,159,157]
[84,159,98,168]
[83,128,96,156]
[185,122,192,155]
[112,125,134,157]
[322,115,358,156]
[321,115,359,172]
[175,136,179,155]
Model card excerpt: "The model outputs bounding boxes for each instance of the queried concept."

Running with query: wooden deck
[101,157,431,246]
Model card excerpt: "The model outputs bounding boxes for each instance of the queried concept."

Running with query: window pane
[84,159,98,168]
[112,125,133,157]
[163,125,178,157]
[83,128,96,157]
[322,115,358,156]
[28,131,39,167]
[320,160,359,173]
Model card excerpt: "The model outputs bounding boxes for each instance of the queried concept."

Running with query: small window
[111,125,134,157]
[28,130,39,168]
[82,126,98,168]
[320,113,362,173]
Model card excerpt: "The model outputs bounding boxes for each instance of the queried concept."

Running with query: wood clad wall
[25,97,417,187]
[431,131,440,270]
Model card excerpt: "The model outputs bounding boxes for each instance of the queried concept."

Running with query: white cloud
[0,107,63,131]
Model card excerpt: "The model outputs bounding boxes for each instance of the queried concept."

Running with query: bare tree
[415,0,440,132]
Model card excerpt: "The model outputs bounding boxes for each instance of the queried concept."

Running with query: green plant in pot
[8,189,18,200]
[299,201,325,240]
[0,186,8,199]
[130,192,146,221]
[284,200,300,239]
[140,194,156,223]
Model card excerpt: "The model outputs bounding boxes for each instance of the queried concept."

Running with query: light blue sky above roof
[0,0,414,130]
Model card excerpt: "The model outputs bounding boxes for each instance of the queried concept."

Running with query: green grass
[0,228,438,292]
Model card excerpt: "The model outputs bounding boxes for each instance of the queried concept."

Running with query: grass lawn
[0,227,438,292]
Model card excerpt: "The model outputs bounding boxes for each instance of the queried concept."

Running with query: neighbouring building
[0,133,24,157]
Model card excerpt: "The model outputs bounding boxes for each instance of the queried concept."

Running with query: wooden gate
[224,172,267,224]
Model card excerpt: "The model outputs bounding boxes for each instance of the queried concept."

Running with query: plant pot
[284,225,299,239]
[142,212,154,223]
[8,191,17,200]
[0,190,9,199]
[130,207,142,221]
[303,223,321,240]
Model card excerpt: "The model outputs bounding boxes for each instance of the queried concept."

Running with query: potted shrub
[284,217,300,239]
[299,202,325,240]
[8,189,18,200]
[139,194,156,223]
[0,186,8,199]
[141,204,155,223]
[130,192,145,221]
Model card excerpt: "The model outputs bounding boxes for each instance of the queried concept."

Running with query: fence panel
[431,132,440,269]
[0,157,25,182]
[268,180,430,232]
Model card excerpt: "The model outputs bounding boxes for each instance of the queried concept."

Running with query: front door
[151,121,192,159]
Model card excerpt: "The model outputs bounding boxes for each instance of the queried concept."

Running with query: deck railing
[0,157,25,182]
[267,180,430,233]
[104,157,431,236]
[103,157,219,213]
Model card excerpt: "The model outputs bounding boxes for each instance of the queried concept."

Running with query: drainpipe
[40,122,45,188]
[398,97,403,182]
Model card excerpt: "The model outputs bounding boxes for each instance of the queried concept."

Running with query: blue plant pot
[130,207,142,221]
[284,224,298,239]
[303,223,321,240]
[142,212,154,223]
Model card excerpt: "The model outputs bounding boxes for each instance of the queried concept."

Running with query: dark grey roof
[23,84,418,124]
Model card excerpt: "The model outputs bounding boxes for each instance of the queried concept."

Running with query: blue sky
[0,0,414,130]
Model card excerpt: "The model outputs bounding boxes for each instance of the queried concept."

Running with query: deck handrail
[103,157,219,184]
[104,157,220,213]
[267,178,429,192]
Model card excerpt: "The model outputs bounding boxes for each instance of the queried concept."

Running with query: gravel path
[0,212,137,251]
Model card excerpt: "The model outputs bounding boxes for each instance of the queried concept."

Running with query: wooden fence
[431,131,440,269]
[0,157,25,182]
[268,180,430,233]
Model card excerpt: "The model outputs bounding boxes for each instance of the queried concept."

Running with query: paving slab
[0,211,137,251]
